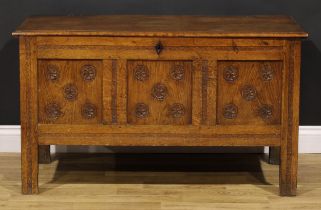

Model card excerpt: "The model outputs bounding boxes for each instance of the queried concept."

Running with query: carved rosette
[135,103,149,118]
[171,64,184,80]
[241,85,257,101]
[151,83,168,101]
[46,64,60,81]
[63,83,78,101]
[260,64,273,81]
[45,102,63,120]
[81,103,97,119]
[223,103,238,119]
[81,64,96,81]
[169,103,185,118]
[258,104,273,120]
[223,66,239,82]
[134,64,149,81]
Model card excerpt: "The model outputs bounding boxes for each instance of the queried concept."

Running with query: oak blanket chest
[13,15,308,195]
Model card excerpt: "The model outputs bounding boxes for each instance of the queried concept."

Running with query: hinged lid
[13,15,308,38]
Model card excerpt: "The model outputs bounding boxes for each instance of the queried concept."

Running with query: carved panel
[170,64,184,80]
[38,60,102,124]
[260,63,273,81]
[135,103,149,118]
[169,103,185,118]
[134,64,149,81]
[46,64,60,81]
[258,104,273,120]
[241,85,257,101]
[223,103,238,119]
[81,64,96,81]
[223,65,239,82]
[217,61,282,125]
[45,102,63,120]
[63,83,78,101]
[151,83,168,101]
[127,60,192,125]
[81,103,97,119]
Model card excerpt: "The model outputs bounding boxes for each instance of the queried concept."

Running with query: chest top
[13,15,307,38]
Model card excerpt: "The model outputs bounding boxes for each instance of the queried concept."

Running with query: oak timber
[13,15,307,195]
[13,15,307,37]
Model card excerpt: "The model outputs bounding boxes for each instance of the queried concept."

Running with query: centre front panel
[127,60,193,125]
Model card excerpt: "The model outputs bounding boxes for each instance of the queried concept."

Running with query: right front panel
[217,60,282,125]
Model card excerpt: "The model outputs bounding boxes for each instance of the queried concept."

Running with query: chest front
[34,37,286,134]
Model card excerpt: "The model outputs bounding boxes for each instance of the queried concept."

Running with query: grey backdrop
[1,0,321,125]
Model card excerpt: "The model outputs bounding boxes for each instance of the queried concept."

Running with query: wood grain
[279,40,301,196]
[35,36,286,47]
[37,45,284,60]
[37,124,281,135]
[102,60,113,124]
[19,36,38,194]
[12,15,308,37]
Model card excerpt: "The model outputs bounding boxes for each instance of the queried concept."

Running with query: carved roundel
[223,66,239,82]
[258,104,273,120]
[171,64,185,80]
[45,102,63,120]
[63,83,78,101]
[135,103,149,118]
[46,64,60,81]
[223,103,238,119]
[81,103,97,119]
[169,103,185,118]
[241,85,257,101]
[260,64,273,81]
[134,64,149,81]
[81,64,96,81]
[151,83,168,101]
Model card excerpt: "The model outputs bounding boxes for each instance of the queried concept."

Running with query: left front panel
[38,60,102,124]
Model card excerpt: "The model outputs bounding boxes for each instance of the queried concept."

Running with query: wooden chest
[13,15,307,195]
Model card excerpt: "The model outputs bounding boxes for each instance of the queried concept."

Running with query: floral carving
[258,104,273,120]
[260,64,273,81]
[135,103,149,118]
[45,102,63,120]
[46,64,60,81]
[81,64,96,81]
[63,83,78,101]
[134,64,149,81]
[241,85,257,101]
[169,103,185,118]
[223,66,239,82]
[81,103,97,119]
[151,83,168,101]
[223,103,238,119]
[171,64,184,80]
